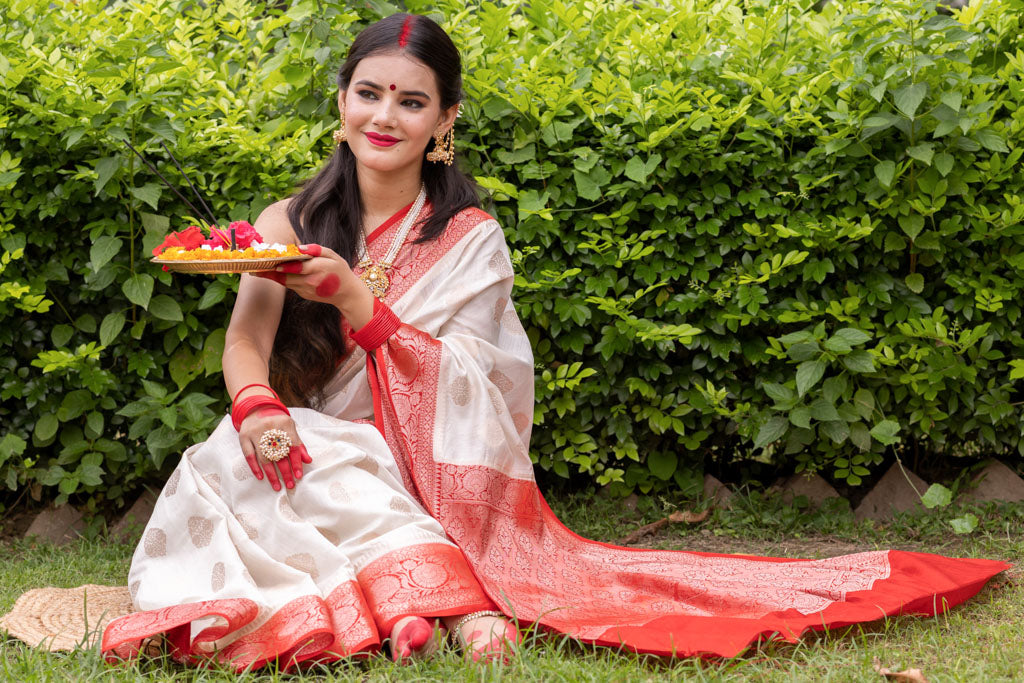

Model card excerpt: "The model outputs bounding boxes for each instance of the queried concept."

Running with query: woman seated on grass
[101,12,1009,672]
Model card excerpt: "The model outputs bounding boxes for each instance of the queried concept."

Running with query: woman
[102,13,1008,672]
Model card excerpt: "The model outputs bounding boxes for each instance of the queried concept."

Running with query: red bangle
[351,299,401,351]
[232,382,280,405]
[232,395,289,431]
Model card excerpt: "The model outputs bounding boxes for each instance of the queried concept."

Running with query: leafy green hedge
[2,0,1023,510]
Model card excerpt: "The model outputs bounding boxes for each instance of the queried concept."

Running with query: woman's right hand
[237,408,312,491]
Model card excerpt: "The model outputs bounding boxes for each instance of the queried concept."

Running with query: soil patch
[0,506,38,544]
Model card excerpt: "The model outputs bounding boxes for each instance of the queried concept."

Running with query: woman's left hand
[253,244,350,303]
[252,244,374,326]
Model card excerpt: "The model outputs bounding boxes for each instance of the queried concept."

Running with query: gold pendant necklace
[356,184,427,300]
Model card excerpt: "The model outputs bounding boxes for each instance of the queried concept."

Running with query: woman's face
[338,52,456,175]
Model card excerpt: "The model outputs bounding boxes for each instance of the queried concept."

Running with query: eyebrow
[355,79,431,100]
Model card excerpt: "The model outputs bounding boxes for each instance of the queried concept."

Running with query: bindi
[390,84,396,91]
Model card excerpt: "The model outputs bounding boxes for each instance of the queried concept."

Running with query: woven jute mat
[0,584,132,651]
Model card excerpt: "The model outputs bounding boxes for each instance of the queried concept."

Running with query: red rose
[207,227,233,248]
[152,233,183,256]
[176,225,206,250]
[228,221,261,249]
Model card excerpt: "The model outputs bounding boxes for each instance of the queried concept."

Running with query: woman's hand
[252,244,374,328]
[237,408,312,491]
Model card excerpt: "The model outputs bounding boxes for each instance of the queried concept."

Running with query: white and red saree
[102,205,1009,670]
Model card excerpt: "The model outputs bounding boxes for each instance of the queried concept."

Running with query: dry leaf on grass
[619,509,709,545]
[668,510,710,524]
[873,657,930,682]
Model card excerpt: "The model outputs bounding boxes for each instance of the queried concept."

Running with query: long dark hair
[269,13,480,408]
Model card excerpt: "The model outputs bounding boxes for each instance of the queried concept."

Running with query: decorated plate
[151,254,312,274]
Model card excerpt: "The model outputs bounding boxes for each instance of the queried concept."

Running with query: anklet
[452,610,505,638]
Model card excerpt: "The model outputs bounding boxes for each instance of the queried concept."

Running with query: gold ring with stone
[258,429,291,462]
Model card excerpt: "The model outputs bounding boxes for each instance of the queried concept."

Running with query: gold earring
[332,112,347,146]
[426,127,454,165]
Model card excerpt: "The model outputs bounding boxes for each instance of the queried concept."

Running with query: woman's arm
[222,199,310,489]
[223,201,292,395]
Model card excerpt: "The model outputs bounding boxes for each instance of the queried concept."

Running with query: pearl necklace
[356,184,427,299]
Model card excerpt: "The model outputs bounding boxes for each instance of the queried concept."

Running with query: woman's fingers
[300,445,313,464]
[283,426,306,480]
[277,261,304,274]
[242,440,263,480]
[276,457,296,489]
[252,271,287,285]
[287,446,304,481]
[262,460,282,491]
[298,243,323,257]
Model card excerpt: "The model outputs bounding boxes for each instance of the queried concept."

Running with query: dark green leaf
[789,406,812,429]
[905,273,925,294]
[849,422,872,450]
[853,389,875,419]
[90,236,122,272]
[51,324,74,347]
[898,214,925,240]
[870,419,901,445]
[808,398,840,421]
[93,157,120,194]
[123,274,154,308]
[974,128,1008,153]
[949,514,978,534]
[921,483,952,509]
[934,152,955,177]
[894,82,927,118]
[33,414,59,442]
[907,143,934,165]
[754,416,789,449]
[99,312,126,346]
[820,420,849,444]
[842,351,876,374]
[763,382,795,403]
[875,160,896,187]
[57,389,94,421]
[795,360,826,397]
[130,183,163,210]
[647,451,677,480]
[149,295,183,321]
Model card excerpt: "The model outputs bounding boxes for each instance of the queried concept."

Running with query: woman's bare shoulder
[253,198,298,243]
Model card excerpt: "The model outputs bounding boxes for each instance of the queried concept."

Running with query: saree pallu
[103,206,1010,668]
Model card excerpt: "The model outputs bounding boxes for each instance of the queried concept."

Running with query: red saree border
[373,206,494,307]
[364,199,416,246]
[356,542,496,633]
[102,580,380,672]
[363,306,1011,659]
[587,550,1010,657]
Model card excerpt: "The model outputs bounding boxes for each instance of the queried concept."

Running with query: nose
[371,99,397,128]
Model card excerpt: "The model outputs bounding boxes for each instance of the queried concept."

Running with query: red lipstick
[365,132,400,147]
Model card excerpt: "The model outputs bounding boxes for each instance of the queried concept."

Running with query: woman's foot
[389,615,444,664]
[448,613,520,664]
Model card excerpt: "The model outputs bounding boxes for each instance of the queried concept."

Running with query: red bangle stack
[231,383,289,431]
[351,299,401,351]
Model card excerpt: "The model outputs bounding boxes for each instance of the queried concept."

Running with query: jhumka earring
[425,127,454,165]
[332,112,347,146]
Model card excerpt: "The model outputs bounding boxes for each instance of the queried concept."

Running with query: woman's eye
[402,99,424,109]
[357,90,378,100]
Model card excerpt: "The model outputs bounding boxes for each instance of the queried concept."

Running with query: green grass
[2,492,1021,682]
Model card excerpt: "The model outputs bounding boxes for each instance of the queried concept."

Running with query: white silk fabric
[127,215,528,649]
